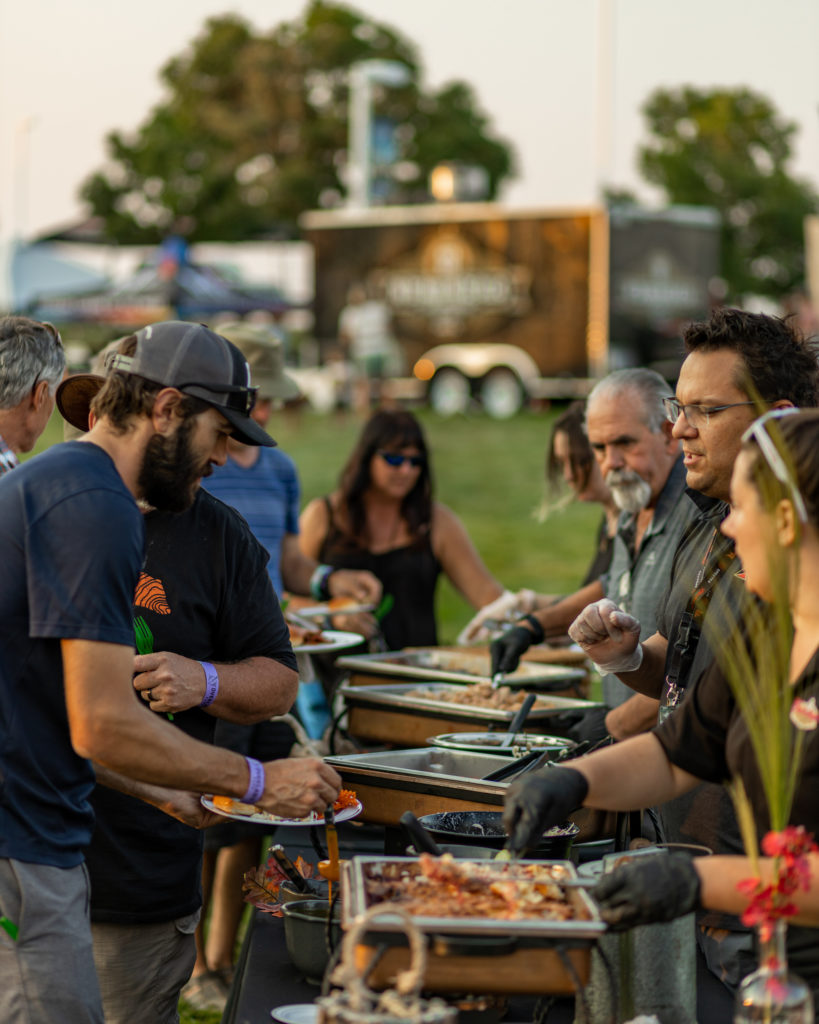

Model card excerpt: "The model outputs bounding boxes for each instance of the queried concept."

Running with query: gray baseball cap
[108,321,276,447]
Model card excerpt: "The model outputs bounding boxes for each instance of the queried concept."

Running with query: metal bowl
[418,811,578,857]
[428,732,575,757]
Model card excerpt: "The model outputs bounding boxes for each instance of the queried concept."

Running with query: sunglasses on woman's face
[377,450,424,469]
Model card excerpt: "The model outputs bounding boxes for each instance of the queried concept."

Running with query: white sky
[1,0,817,244]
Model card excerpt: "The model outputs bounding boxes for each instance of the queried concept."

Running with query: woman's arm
[578,732,701,809]
[697,854,819,927]
[432,502,504,610]
[298,496,332,561]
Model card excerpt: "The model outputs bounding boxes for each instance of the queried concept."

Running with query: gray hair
[0,317,66,409]
[586,367,672,433]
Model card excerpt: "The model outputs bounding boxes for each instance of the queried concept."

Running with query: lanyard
[664,523,736,710]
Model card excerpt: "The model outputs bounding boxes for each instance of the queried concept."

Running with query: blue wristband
[199,662,219,707]
[242,757,265,805]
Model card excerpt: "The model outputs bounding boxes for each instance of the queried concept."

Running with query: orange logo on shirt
[134,573,171,614]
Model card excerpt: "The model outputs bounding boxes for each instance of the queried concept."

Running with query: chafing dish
[341,856,604,994]
[336,648,587,697]
[323,748,511,825]
[338,680,600,747]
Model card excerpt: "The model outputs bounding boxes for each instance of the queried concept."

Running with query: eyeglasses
[378,450,424,469]
[663,396,756,429]
[741,408,807,522]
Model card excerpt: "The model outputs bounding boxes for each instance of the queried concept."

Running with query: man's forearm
[605,693,660,741]
[201,657,298,723]
[532,581,605,639]
[612,632,669,699]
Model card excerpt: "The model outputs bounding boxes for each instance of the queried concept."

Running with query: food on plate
[361,854,582,921]
[406,681,551,711]
[327,596,361,612]
[212,795,259,816]
[287,623,326,647]
[210,789,359,820]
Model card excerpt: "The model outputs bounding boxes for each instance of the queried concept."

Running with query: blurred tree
[638,86,817,300]
[80,1,515,243]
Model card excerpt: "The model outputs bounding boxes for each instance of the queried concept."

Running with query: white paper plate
[271,1004,319,1024]
[297,603,374,618]
[290,629,364,654]
[201,795,363,827]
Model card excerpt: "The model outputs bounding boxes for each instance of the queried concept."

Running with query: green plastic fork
[134,616,173,721]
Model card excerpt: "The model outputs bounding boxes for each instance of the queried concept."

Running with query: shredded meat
[406,682,551,711]
[362,854,579,921]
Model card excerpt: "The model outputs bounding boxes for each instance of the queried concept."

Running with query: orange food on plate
[334,789,358,811]
[327,596,359,612]
[212,795,260,816]
[287,623,326,647]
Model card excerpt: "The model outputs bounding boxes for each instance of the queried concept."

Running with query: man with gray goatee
[0,317,66,474]
[491,368,696,744]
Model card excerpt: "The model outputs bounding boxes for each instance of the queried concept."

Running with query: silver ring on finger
[146,689,154,701]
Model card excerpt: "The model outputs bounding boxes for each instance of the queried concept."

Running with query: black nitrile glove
[591,852,701,931]
[503,765,588,856]
[565,706,611,747]
[491,617,542,676]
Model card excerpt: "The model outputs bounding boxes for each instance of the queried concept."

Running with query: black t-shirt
[0,442,143,868]
[319,499,441,649]
[87,489,295,924]
[655,648,819,996]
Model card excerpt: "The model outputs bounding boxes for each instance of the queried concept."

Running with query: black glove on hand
[566,706,611,747]
[491,625,536,675]
[591,852,701,931]
[503,766,588,857]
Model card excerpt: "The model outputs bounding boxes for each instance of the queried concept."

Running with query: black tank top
[318,498,441,650]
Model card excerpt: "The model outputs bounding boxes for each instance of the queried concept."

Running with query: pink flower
[790,697,819,731]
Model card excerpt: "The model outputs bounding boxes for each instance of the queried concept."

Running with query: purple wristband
[242,757,265,805]
[199,662,219,707]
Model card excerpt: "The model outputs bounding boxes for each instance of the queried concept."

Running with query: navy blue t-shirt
[0,441,143,867]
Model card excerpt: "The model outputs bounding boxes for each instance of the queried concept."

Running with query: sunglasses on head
[378,450,424,469]
[741,407,807,522]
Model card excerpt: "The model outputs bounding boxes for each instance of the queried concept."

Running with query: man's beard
[137,418,209,513]
[606,467,652,514]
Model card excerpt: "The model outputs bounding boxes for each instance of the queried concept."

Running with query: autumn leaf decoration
[242,853,315,917]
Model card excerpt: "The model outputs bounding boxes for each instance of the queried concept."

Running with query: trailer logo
[373,227,531,339]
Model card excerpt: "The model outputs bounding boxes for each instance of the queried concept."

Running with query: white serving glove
[456,589,537,645]
[568,598,643,673]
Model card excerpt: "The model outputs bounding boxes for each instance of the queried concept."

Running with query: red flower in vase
[738,827,818,936]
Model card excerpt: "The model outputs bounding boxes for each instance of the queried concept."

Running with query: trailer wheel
[428,368,470,416]
[480,368,524,418]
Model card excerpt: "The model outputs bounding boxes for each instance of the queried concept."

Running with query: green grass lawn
[30,404,600,643]
[28,405,599,1024]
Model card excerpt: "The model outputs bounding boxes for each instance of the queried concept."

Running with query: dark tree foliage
[638,86,817,300]
[80,2,515,243]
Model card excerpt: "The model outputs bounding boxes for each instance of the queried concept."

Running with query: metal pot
[281,899,342,986]
[417,811,578,857]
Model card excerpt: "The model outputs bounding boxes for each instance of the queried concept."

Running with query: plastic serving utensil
[133,616,173,721]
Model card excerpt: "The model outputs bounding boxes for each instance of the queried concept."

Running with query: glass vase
[734,920,814,1023]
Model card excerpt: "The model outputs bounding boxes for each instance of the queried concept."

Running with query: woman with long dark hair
[299,409,503,649]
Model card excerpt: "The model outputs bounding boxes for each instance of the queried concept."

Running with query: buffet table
[220,818,735,1024]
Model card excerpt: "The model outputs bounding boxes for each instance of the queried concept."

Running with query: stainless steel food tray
[338,680,597,721]
[324,747,513,795]
[342,856,605,940]
[336,649,586,692]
